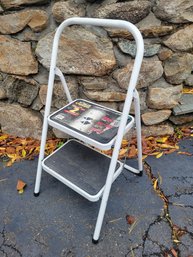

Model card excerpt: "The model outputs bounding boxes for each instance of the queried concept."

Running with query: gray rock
[52,1,85,23]
[40,107,57,117]
[83,90,126,102]
[52,128,70,139]
[142,110,171,125]
[85,0,97,3]
[164,24,193,52]
[151,77,176,89]
[99,101,118,111]
[0,0,49,9]
[39,77,78,109]
[106,26,173,40]
[169,114,193,125]
[89,1,151,24]
[141,122,174,137]
[0,75,39,106]
[118,40,161,57]
[147,85,182,109]
[137,11,161,28]
[0,4,3,13]
[73,0,86,4]
[0,72,6,81]
[173,94,193,116]
[113,46,132,68]
[0,35,38,75]
[113,58,163,89]
[31,95,43,111]
[154,0,193,23]
[32,65,49,85]
[79,76,116,91]
[0,88,6,99]
[119,89,147,115]
[0,102,42,139]
[158,46,173,61]
[14,27,39,42]
[35,27,116,76]
[185,75,193,86]
[164,53,193,84]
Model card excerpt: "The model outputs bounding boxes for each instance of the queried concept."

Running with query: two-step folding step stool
[34,17,144,243]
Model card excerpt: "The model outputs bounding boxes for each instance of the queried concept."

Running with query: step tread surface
[49,99,132,144]
[43,140,120,195]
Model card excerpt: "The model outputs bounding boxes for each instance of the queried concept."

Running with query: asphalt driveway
[0,138,193,257]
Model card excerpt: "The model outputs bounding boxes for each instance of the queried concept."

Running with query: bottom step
[42,140,123,201]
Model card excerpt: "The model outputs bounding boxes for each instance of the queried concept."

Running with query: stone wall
[0,0,193,139]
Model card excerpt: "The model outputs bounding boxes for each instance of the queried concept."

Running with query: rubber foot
[34,192,40,197]
[136,170,143,177]
[92,238,99,244]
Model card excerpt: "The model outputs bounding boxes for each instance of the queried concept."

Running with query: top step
[48,99,134,150]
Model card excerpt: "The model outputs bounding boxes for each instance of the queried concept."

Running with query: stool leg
[92,132,124,243]
[92,164,116,243]
[34,120,49,196]
[134,90,143,175]
[34,59,56,196]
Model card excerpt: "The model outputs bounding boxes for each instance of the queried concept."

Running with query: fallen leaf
[128,145,137,158]
[128,219,138,234]
[143,148,154,155]
[156,152,163,158]
[173,239,180,243]
[22,149,26,157]
[164,149,176,155]
[156,136,168,143]
[181,128,191,134]
[173,224,186,238]
[164,254,172,257]
[170,248,178,257]
[18,189,24,194]
[147,136,155,140]
[158,144,179,149]
[183,87,193,94]
[102,149,113,156]
[121,139,129,147]
[6,146,16,154]
[142,155,148,160]
[0,135,8,141]
[6,159,15,167]
[17,179,26,191]
[153,178,158,190]
[178,151,192,156]
[119,148,128,158]
[0,132,61,166]
[126,215,136,225]
[149,152,160,156]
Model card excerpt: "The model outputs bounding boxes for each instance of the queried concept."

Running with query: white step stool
[34,17,144,243]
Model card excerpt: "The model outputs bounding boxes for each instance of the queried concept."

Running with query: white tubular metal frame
[34,17,144,243]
